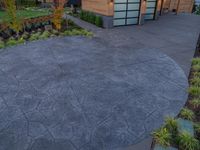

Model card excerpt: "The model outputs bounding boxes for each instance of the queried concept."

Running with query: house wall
[162,0,194,13]
[82,0,114,16]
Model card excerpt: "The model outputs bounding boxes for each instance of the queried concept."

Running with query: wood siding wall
[163,0,194,13]
[82,0,114,16]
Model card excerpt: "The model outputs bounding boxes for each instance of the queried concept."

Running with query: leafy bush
[180,108,195,121]
[80,10,103,27]
[18,38,25,44]
[153,128,171,147]
[63,30,72,36]
[178,132,200,150]
[63,29,93,37]
[25,24,32,31]
[29,32,41,41]
[88,12,96,24]
[52,29,59,35]
[0,40,5,49]
[188,86,200,97]
[80,10,89,21]
[80,11,84,20]
[192,64,200,72]
[190,98,200,109]
[95,16,103,27]
[6,38,17,46]
[190,77,200,86]
[195,5,200,15]
[164,117,178,137]
[21,32,29,40]
[193,72,200,78]
[39,31,50,39]
[194,123,200,134]
[192,58,200,65]
[80,29,93,37]
[6,37,25,47]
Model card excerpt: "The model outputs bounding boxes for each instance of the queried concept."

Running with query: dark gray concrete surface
[0,37,188,150]
[0,13,199,150]
[68,13,200,76]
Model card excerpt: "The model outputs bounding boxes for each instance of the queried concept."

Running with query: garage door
[145,0,157,20]
[114,0,141,26]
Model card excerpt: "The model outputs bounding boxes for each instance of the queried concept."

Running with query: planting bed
[152,36,200,150]
[0,19,92,49]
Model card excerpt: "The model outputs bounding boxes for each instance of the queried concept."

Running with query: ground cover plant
[0,1,92,50]
[0,19,92,50]
[152,40,200,150]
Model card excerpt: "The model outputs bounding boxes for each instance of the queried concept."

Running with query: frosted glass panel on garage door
[127,11,139,17]
[127,18,138,25]
[113,19,126,26]
[114,0,141,26]
[114,12,126,18]
[145,0,157,20]
[115,0,127,2]
[128,4,140,10]
[114,4,127,11]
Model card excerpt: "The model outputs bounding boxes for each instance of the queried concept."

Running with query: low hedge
[80,10,103,27]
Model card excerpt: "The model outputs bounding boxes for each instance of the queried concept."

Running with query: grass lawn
[0,8,52,23]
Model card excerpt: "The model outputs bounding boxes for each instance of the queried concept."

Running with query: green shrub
[52,29,59,35]
[70,29,82,35]
[21,32,29,40]
[190,98,200,109]
[153,128,171,147]
[164,117,178,137]
[39,31,50,39]
[180,108,195,121]
[195,5,200,15]
[18,38,25,44]
[192,58,200,65]
[63,29,92,37]
[178,132,200,150]
[95,16,103,27]
[63,30,72,36]
[190,77,200,87]
[80,10,84,20]
[29,32,41,41]
[84,11,89,21]
[188,86,200,97]
[6,37,25,47]
[193,72,200,78]
[6,38,18,46]
[194,123,200,134]
[192,64,200,72]
[25,24,32,31]
[0,40,5,49]
[80,11,103,27]
[88,12,96,24]
[80,29,93,37]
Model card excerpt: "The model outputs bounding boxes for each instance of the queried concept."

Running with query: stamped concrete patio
[0,14,200,150]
